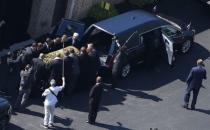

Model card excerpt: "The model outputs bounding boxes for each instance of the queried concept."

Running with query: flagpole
[62,41,65,78]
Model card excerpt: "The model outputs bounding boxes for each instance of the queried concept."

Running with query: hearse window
[161,26,181,38]
[126,31,139,49]
[90,28,101,36]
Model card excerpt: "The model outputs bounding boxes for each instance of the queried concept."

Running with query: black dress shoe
[191,106,195,110]
[182,104,188,109]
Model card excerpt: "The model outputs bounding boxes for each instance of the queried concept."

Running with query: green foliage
[129,0,158,7]
[88,1,118,21]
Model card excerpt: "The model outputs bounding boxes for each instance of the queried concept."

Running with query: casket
[43,46,79,64]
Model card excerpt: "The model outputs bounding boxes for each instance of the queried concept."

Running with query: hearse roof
[92,10,166,35]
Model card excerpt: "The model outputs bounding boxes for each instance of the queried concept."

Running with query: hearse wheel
[181,40,191,53]
[120,63,131,78]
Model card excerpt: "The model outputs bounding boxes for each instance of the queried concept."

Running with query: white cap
[73,32,79,38]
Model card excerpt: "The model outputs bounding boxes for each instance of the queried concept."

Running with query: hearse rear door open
[162,33,174,65]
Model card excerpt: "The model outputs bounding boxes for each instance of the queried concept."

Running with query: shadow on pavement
[17,108,43,118]
[195,108,210,115]
[54,117,73,127]
[7,123,24,130]
[49,126,74,130]
[95,122,132,130]
[124,89,163,102]
[14,108,73,128]
[59,92,110,113]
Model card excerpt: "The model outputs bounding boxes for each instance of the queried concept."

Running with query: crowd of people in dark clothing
[0,31,130,128]
[1,32,102,111]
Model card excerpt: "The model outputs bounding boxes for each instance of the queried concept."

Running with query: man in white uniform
[41,77,65,128]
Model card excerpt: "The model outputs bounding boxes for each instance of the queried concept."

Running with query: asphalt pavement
[6,0,210,130]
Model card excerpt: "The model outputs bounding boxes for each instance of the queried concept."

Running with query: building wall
[28,0,124,38]
[28,0,57,37]
[68,0,124,20]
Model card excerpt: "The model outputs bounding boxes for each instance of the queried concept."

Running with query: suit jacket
[20,67,33,89]
[63,56,73,78]
[89,83,104,104]
[49,57,63,83]
[89,49,100,74]
[32,58,46,81]
[67,37,80,48]
[21,47,36,65]
[69,54,80,75]
[7,55,21,67]
[79,53,91,73]
[186,65,207,90]
[43,42,53,53]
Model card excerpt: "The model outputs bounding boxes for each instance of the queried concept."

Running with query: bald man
[86,76,105,124]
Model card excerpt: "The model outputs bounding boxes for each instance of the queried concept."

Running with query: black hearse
[53,10,195,78]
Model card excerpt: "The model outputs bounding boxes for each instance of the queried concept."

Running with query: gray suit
[184,65,207,108]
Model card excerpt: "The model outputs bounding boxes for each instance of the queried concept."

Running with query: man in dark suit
[87,43,101,88]
[48,53,63,86]
[86,76,104,124]
[21,43,37,66]
[31,53,46,97]
[36,43,45,55]
[62,33,81,48]
[78,47,92,90]
[6,51,23,95]
[43,38,53,53]
[69,48,80,94]
[63,50,73,96]
[7,51,22,73]
[183,59,207,110]
[14,64,33,111]
[52,37,62,51]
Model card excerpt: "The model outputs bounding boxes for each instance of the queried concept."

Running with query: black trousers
[15,88,31,109]
[88,99,100,123]
[184,88,200,107]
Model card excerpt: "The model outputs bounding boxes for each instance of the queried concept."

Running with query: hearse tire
[112,62,131,80]
[119,63,131,78]
[181,40,192,54]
